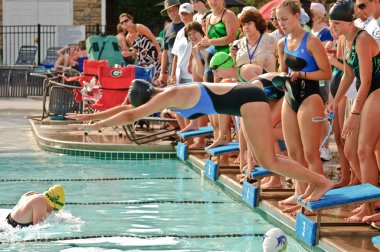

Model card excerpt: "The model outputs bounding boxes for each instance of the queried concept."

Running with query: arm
[171,55,178,84]
[240,64,264,81]
[350,34,374,113]
[300,35,332,81]
[56,46,68,57]
[136,24,162,55]
[66,105,133,121]
[93,89,181,128]
[158,50,169,86]
[329,58,355,111]
[277,39,288,74]
[191,48,205,78]
[32,198,48,225]
[117,35,130,56]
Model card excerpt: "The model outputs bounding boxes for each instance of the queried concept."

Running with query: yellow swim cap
[44,185,65,210]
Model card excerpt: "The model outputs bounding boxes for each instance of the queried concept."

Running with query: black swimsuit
[172,83,268,119]
[6,213,32,228]
[283,32,323,112]
[250,76,285,100]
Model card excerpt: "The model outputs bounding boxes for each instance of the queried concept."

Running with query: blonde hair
[119,12,134,22]
[278,0,301,15]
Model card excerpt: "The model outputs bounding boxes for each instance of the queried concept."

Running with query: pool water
[0,112,307,251]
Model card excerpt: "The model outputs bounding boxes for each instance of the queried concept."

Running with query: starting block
[203,142,239,181]
[242,166,273,207]
[296,184,380,246]
[176,126,214,160]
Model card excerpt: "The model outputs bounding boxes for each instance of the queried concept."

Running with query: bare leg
[207,114,230,149]
[348,90,380,222]
[241,102,333,203]
[334,97,351,188]
[280,98,308,204]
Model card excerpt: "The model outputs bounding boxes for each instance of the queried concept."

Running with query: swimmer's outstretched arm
[73,89,178,131]
[66,104,134,121]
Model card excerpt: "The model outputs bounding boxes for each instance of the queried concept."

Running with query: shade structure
[259,0,284,20]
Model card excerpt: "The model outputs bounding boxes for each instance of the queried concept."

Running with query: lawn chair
[67,60,109,110]
[87,65,133,111]
[15,45,37,65]
[37,69,83,120]
[40,47,62,69]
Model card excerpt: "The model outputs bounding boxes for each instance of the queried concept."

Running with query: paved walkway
[0,97,44,112]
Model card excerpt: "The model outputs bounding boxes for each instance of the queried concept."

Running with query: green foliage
[106,0,167,36]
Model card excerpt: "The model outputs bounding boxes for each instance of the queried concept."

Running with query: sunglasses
[120,19,130,24]
[357,2,368,9]
[270,17,278,21]
[210,57,231,72]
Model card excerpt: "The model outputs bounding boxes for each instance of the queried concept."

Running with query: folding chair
[38,69,83,120]
[61,60,109,110]
[15,45,37,65]
[87,65,133,111]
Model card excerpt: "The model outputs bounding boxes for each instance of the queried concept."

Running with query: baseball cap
[311,2,327,16]
[179,3,194,14]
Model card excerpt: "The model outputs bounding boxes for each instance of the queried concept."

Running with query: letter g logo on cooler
[111,69,122,77]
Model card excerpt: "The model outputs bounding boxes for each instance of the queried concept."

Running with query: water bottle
[327,40,337,55]
[87,77,96,92]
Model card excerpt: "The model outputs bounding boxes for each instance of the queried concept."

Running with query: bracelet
[351,112,361,115]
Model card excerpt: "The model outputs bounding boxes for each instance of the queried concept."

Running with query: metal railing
[0,24,105,66]
[0,24,106,97]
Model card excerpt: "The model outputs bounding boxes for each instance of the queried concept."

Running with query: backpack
[86,35,124,67]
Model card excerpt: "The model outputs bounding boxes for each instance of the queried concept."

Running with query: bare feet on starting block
[300,179,334,203]
[206,137,229,149]
[179,124,199,133]
[261,176,282,189]
[279,195,297,206]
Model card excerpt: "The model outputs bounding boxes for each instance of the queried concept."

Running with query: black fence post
[37,24,41,65]
[96,24,100,35]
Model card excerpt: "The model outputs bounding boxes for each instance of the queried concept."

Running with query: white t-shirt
[355,17,380,48]
[171,27,193,81]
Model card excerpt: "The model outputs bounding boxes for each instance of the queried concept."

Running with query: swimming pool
[0,112,307,251]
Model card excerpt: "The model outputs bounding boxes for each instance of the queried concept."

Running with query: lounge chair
[204,142,240,181]
[40,47,62,69]
[295,184,380,246]
[15,45,37,65]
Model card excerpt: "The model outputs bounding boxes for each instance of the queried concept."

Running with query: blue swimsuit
[172,83,268,119]
[283,32,322,112]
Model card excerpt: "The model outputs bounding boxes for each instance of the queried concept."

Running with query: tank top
[207,9,229,54]
[345,30,380,93]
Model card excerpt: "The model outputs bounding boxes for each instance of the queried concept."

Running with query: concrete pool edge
[30,119,177,159]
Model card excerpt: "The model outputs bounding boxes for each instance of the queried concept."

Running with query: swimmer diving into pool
[5,185,65,228]
[66,79,334,202]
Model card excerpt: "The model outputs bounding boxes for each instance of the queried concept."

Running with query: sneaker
[320,146,332,162]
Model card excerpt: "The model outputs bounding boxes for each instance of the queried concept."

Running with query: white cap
[179,3,194,14]
[311,2,326,16]
[300,8,310,25]
[237,6,257,19]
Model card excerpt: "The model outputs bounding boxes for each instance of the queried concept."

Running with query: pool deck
[4,97,379,252]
